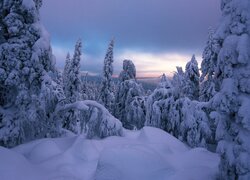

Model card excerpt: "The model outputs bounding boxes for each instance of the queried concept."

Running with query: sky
[40,0,221,77]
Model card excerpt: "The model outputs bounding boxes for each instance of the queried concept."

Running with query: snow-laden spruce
[200,28,218,102]
[172,66,185,97]
[114,60,146,130]
[62,40,83,134]
[145,74,173,129]
[201,0,250,178]
[158,73,172,89]
[183,55,200,100]
[62,53,71,97]
[99,39,115,112]
[81,72,89,100]
[65,40,82,102]
[146,68,211,148]
[83,78,101,101]
[119,59,136,81]
[0,0,63,147]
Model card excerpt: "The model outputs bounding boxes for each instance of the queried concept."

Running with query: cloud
[43,0,219,77]
[41,0,220,53]
[52,43,104,75]
[116,50,202,77]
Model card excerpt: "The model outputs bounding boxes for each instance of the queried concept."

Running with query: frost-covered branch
[54,100,123,139]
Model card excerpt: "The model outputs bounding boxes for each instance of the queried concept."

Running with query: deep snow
[0,127,219,180]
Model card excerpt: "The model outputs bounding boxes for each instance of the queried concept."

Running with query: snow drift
[0,127,219,180]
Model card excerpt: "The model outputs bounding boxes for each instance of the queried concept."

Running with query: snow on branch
[55,100,123,139]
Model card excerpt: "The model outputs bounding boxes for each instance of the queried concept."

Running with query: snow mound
[138,126,188,153]
[28,140,62,163]
[95,144,174,180]
[0,147,43,180]
[0,127,219,180]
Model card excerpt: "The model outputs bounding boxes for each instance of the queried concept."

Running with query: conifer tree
[0,0,62,147]
[200,29,219,102]
[146,68,211,148]
[63,40,82,134]
[158,73,172,89]
[115,60,146,129]
[67,40,82,102]
[172,66,185,97]
[183,55,200,100]
[99,39,115,112]
[207,0,250,178]
[63,53,71,97]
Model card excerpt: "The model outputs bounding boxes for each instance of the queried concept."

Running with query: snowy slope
[0,127,219,180]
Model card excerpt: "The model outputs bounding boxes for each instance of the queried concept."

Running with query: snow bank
[28,140,62,163]
[0,127,219,180]
[95,144,174,180]
[0,147,44,180]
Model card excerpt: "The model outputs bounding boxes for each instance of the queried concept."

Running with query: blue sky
[40,0,221,77]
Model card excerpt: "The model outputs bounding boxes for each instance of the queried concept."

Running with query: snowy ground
[0,127,219,180]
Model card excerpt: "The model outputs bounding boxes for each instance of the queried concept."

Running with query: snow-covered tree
[178,98,211,147]
[145,81,173,129]
[81,72,89,100]
[119,59,136,81]
[62,40,83,134]
[85,101,123,138]
[146,72,211,148]
[0,0,62,147]
[158,73,172,89]
[172,66,185,97]
[200,29,220,82]
[63,53,71,96]
[39,74,66,137]
[54,100,123,139]
[207,0,250,178]
[85,80,101,101]
[99,39,115,112]
[199,29,220,102]
[183,55,200,100]
[115,60,146,130]
[199,79,216,102]
[66,40,82,102]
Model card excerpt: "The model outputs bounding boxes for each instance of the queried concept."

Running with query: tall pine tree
[99,39,115,112]
[183,55,200,100]
[63,40,82,134]
[200,29,219,102]
[63,53,71,97]
[67,40,82,102]
[203,0,250,178]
